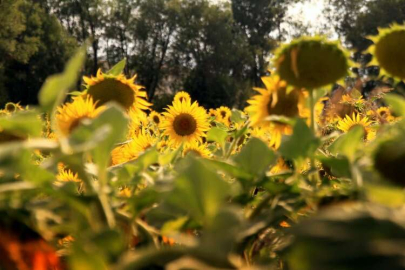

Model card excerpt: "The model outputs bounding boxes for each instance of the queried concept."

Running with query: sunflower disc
[368,25,405,79]
[274,37,349,89]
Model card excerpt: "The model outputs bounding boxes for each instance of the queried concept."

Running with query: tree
[48,0,106,75]
[231,0,297,86]
[129,0,180,101]
[172,0,252,108]
[0,1,77,105]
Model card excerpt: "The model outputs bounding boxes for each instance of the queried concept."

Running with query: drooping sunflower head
[374,131,405,186]
[83,69,152,113]
[161,99,210,146]
[111,130,156,166]
[337,113,375,141]
[246,75,305,127]
[367,24,405,79]
[149,111,163,126]
[173,91,191,104]
[56,95,106,136]
[182,141,211,158]
[273,36,350,89]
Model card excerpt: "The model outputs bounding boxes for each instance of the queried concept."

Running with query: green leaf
[233,137,276,178]
[279,119,320,162]
[107,58,126,76]
[161,216,189,234]
[365,184,405,207]
[230,109,245,124]
[317,155,352,178]
[39,45,86,113]
[0,110,43,138]
[328,125,364,161]
[201,159,252,180]
[207,127,228,150]
[166,156,230,225]
[385,94,405,116]
[90,105,129,173]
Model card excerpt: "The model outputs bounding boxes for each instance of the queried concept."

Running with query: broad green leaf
[201,159,252,180]
[230,109,245,124]
[365,184,405,207]
[69,245,107,270]
[0,150,54,186]
[39,45,86,113]
[166,156,230,225]
[125,147,159,172]
[107,58,126,76]
[90,105,129,172]
[288,203,405,270]
[385,94,405,116]
[317,155,352,178]
[161,216,189,234]
[233,137,276,178]
[207,127,228,149]
[328,125,364,161]
[0,110,42,138]
[158,145,182,165]
[279,119,320,162]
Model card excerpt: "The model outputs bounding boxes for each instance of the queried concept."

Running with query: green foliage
[279,119,320,163]
[39,46,86,114]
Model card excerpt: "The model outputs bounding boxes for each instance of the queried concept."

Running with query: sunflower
[127,108,148,139]
[246,75,306,148]
[268,123,293,149]
[56,169,81,182]
[173,91,191,104]
[337,113,375,141]
[111,130,156,165]
[149,111,163,126]
[182,141,211,158]
[56,95,106,136]
[4,102,23,113]
[246,75,305,127]
[269,157,290,175]
[216,106,232,126]
[367,24,405,79]
[161,99,209,146]
[83,69,152,113]
[376,107,395,123]
[208,109,217,118]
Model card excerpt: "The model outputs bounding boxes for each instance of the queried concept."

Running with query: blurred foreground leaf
[39,46,86,114]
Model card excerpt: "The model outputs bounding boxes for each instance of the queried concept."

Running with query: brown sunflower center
[153,115,160,124]
[173,113,197,136]
[5,103,16,113]
[220,111,226,118]
[87,78,135,110]
[69,117,89,133]
[267,89,299,118]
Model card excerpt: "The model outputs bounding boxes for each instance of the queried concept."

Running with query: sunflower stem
[309,89,319,185]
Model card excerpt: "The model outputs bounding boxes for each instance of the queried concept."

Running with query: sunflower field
[2,24,405,270]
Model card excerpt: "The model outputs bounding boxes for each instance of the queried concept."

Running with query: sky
[211,0,330,37]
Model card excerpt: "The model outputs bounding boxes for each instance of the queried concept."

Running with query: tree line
[1,0,405,110]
